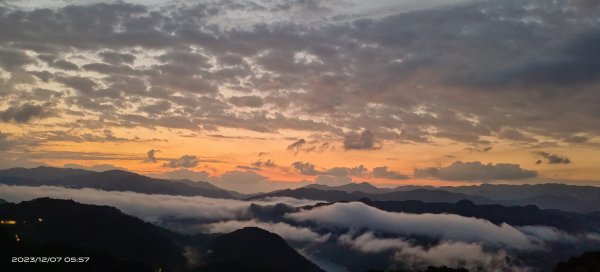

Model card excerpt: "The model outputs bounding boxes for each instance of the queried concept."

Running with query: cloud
[162,155,200,168]
[0,185,320,224]
[252,159,277,168]
[291,162,368,178]
[563,135,589,144]
[0,48,33,70]
[339,231,518,271]
[532,151,571,164]
[287,139,307,150]
[0,131,12,151]
[202,219,330,243]
[98,51,136,65]
[0,103,51,123]
[144,149,160,163]
[498,129,538,143]
[414,161,537,181]
[292,161,320,175]
[392,240,516,272]
[0,0,598,150]
[325,165,368,177]
[228,95,264,108]
[371,166,409,180]
[287,202,534,249]
[343,130,378,150]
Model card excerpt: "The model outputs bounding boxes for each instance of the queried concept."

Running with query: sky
[1,0,599,193]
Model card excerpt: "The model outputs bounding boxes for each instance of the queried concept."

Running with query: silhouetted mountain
[304,183,436,194]
[295,182,600,213]
[250,187,493,204]
[0,166,239,199]
[0,198,326,272]
[554,250,600,272]
[357,198,599,232]
[196,227,324,272]
[0,198,189,271]
[306,182,394,194]
[443,183,600,212]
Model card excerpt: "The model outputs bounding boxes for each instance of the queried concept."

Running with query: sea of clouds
[1,184,597,272]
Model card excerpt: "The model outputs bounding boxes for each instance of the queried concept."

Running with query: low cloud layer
[0,185,319,224]
[1,185,597,271]
[339,231,517,271]
[203,219,330,243]
[287,202,535,249]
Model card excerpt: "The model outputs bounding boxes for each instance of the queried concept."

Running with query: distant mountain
[554,250,600,272]
[197,227,324,272]
[443,183,600,202]
[249,187,493,204]
[305,182,394,194]
[301,182,600,213]
[0,198,325,272]
[0,166,239,199]
[304,182,434,194]
[443,184,600,212]
[357,198,599,232]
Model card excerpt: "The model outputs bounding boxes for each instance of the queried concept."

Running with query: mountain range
[0,167,238,199]
[2,167,600,213]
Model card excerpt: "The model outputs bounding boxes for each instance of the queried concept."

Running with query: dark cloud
[287,139,307,150]
[0,103,51,123]
[562,135,589,144]
[252,159,277,168]
[50,59,79,71]
[498,129,538,143]
[144,149,159,163]
[532,151,571,164]
[414,161,538,181]
[0,48,32,70]
[292,162,369,178]
[236,165,261,171]
[0,0,599,152]
[0,131,11,151]
[55,76,97,94]
[228,96,264,108]
[343,130,377,150]
[291,161,320,175]
[455,30,600,88]
[162,155,200,168]
[98,51,136,65]
[371,166,409,180]
[465,145,493,153]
